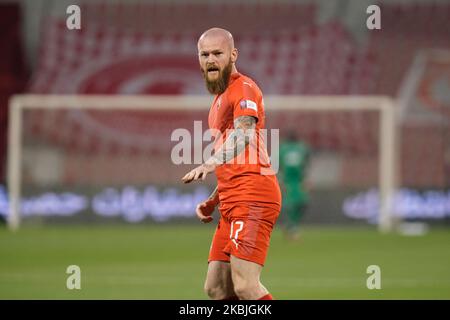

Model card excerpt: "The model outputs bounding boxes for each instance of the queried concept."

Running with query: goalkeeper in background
[279,131,311,240]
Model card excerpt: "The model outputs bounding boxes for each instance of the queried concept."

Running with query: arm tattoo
[210,115,257,165]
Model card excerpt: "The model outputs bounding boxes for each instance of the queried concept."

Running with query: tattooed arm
[181,115,257,183]
[183,116,257,222]
[207,115,257,166]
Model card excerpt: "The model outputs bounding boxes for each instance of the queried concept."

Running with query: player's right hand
[196,200,216,223]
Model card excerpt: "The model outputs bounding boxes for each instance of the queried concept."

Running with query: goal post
[7,94,398,232]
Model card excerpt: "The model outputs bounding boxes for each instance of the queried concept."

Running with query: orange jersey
[208,72,281,210]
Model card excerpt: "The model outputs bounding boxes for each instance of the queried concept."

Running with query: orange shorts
[208,202,280,266]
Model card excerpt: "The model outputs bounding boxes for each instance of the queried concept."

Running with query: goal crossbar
[7,94,397,232]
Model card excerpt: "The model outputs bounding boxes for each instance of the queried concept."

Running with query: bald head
[198,27,235,51]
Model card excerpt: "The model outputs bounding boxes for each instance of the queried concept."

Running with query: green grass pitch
[0,224,449,299]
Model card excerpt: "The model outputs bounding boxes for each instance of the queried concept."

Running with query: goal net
[6,95,397,231]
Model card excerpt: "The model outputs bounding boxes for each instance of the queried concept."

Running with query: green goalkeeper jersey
[279,141,310,205]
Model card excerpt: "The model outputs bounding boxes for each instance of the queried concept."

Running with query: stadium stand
[21,1,450,189]
[0,3,27,184]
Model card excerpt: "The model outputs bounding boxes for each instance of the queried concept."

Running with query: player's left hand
[182,163,216,183]
[195,199,216,223]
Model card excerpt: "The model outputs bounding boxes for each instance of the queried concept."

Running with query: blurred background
[0,0,449,299]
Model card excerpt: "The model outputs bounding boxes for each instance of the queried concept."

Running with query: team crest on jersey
[239,100,257,111]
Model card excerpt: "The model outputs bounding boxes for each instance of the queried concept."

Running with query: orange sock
[258,293,273,300]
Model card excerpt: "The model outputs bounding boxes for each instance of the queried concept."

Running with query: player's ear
[231,48,238,63]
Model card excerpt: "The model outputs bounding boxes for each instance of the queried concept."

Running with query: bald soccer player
[182,28,281,300]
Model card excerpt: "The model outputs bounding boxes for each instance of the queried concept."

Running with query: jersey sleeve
[231,81,260,122]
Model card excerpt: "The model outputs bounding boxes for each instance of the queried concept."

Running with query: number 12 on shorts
[230,221,244,249]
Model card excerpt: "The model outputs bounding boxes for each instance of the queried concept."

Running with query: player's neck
[231,64,238,75]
